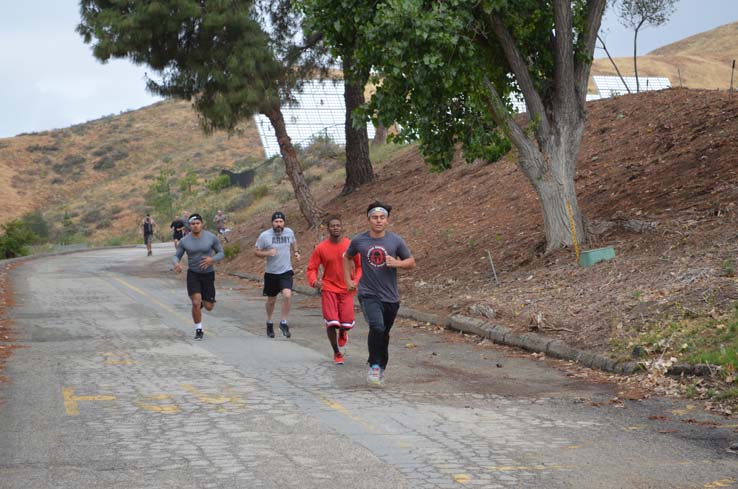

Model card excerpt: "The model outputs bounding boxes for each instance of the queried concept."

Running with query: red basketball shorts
[321,290,355,329]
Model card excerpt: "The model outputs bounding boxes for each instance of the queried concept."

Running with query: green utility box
[579,246,615,267]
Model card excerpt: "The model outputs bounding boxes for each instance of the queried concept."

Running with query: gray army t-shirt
[255,227,296,274]
[172,231,224,273]
[345,231,411,303]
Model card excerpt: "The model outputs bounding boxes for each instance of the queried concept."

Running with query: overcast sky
[1,0,736,138]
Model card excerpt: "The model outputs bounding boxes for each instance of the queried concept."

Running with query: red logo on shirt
[367,245,387,268]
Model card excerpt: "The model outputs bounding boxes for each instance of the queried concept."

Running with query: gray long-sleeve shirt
[172,231,224,273]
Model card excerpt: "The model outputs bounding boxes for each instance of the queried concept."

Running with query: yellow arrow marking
[63,387,116,416]
[488,465,569,472]
[181,384,243,405]
[101,351,135,365]
[453,474,471,484]
[135,394,179,413]
[705,479,736,488]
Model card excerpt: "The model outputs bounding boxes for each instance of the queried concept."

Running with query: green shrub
[207,174,231,192]
[227,193,253,211]
[22,211,49,239]
[223,243,241,259]
[249,184,269,200]
[0,220,38,259]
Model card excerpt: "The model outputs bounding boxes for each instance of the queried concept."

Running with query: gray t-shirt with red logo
[345,231,412,303]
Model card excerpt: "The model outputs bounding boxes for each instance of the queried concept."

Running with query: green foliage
[249,184,269,200]
[223,243,241,259]
[58,212,78,245]
[207,175,231,192]
[22,211,49,239]
[78,0,285,133]
[178,172,198,193]
[147,170,175,218]
[0,220,39,259]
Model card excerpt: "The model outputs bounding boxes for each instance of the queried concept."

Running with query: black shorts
[173,230,184,240]
[263,270,294,297]
[187,270,216,303]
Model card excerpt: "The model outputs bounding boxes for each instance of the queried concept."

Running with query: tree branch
[482,76,544,178]
[487,13,550,139]
[553,0,576,108]
[575,0,607,103]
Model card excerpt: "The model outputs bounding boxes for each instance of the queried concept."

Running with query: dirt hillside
[0,100,264,239]
[225,88,738,357]
[591,22,738,90]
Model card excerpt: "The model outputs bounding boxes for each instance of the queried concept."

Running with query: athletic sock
[195,323,203,331]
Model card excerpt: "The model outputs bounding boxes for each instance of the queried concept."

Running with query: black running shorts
[263,270,294,297]
[187,270,216,303]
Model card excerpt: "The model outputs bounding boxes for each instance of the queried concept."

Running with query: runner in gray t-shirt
[172,214,224,340]
[254,211,300,338]
[344,201,415,386]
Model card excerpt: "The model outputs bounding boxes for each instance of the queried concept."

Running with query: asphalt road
[0,244,736,488]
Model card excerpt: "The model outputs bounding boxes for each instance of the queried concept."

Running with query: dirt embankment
[224,88,738,355]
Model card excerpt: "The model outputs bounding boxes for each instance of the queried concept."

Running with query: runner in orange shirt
[307,216,362,365]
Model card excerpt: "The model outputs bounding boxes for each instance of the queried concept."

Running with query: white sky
[0,0,736,138]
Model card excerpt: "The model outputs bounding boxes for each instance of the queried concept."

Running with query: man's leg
[265,296,277,321]
[280,288,292,322]
[326,327,339,353]
[360,297,386,369]
[190,293,203,324]
[379,302,400,370]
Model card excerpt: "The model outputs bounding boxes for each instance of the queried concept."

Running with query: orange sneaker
[338,329,348,347]
[333,352,345,365]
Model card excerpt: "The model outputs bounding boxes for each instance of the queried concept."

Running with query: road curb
[228,271,720,377]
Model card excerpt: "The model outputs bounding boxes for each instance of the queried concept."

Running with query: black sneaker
[266,322,275,338]
[279,321,291,338]
[195,329,204,340]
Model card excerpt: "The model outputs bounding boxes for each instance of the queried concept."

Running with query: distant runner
[307,216,362,365]
[344,202,415,386]
[254,211,300,339]
[170,215,185,248]
[214,210,230,243]
[142,213,156,256]
[172,213,224,340]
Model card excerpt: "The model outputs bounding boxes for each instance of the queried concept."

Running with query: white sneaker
[367,365,382,386]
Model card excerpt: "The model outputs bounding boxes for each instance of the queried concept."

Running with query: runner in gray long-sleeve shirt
[172,213,224,340]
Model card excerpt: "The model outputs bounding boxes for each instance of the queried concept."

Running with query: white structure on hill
[592,76,672,98]
[254,80,376,158]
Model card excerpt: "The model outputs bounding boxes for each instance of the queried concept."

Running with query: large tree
[351,0,606,252]
[617,0,677,92]
[77,0,324,228]
[300,0,376,195]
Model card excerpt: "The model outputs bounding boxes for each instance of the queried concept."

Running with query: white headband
[368,207,388,217]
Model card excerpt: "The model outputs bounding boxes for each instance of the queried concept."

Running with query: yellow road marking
[671,404,696,416]
[135,394,179,413]
[111,276,215,336]
[624,425,646,431]
[181,384,244,406]
[705,479,736,488]
[101,351,135,365]
[488,465,569,472]
[63,387,116,416]
[453,474,471,484]
[320,397,384,434]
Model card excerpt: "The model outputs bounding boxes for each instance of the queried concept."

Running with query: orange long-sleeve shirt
[306,238,362,294]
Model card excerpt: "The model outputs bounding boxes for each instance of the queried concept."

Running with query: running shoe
[266,322,275,338]
[195,329,204,340]
[338,328,348,348]
[279,321,291,338]
[333,352,345,365]
[367,365,382,386]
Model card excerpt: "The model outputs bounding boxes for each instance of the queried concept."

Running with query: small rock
[469,304,496,319]
[496,363,503,368]
[631,345,646,359]
[728,443,738,453]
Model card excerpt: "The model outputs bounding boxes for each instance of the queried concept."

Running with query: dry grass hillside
[591,22,738,90]
[0,100,264,240]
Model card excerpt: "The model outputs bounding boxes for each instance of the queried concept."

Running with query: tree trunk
[341,56,374,196]
[516,124,586,253]
[633,22,644,93]
[372,122,389,146]
[264,107,323,228]
[597,35,630,94]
